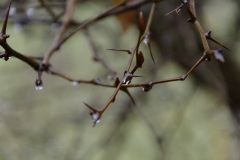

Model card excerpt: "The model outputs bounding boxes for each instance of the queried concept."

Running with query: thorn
[187,18,194,23]
[130,75,143,78]
[165,9,176,16]
[165,3,184,16]
[83,102,97,112]
[107,49,131,54]
[205,31,230,51]
[148,44,155,64]
[1,1,11,34]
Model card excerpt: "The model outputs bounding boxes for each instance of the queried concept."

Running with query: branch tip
[1,1,11,34]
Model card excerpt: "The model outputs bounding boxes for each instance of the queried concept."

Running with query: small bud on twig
[213,49,225,63]
[138,12,146,35]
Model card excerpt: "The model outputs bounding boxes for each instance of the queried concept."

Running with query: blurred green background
[0,0,240,160]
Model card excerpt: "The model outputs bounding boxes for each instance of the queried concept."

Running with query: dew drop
[125,81,131,85]
[142,83,153,92]
[205,57,211,61]
[213,50,224,63]
[95,119,100,124]
[92,112,99,120]
[35,79,43,91]
[143,38,148,45]
[123,71,132,84]
[35,86,43,91]
[2,57,10,61]
[142,86,152,92]
[71,81,79,86]
[90,111,100,125]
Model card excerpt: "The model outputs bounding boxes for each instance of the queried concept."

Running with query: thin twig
[42,0,154,66]
[83,2,160,126]
[84,29,116,79]
[42,0,76,65]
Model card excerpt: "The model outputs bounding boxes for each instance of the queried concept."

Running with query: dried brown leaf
[113,0,138,32]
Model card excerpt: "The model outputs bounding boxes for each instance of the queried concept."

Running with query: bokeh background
[0,0,240,160]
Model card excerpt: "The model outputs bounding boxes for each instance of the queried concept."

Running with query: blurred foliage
[0,0,239,160]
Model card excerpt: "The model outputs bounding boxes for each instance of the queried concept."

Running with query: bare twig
[84,29,116,79]
[42,0,155,66]
[42,0,76,65]
[83,2,159,126]
[0,2,40,70]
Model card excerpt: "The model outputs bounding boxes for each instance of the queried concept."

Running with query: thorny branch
[0,0,230,127]
[83,0,229,126]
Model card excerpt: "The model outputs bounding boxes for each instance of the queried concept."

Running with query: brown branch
[48,67,115,88]
[42,0,76,65]
[143,2,156,64]
[0,0,231,130]
[42,0,154,66]
[0,43,39,70]
[83,2,159,126]
[0,2,40,70]
[83,0,231,126]
[84,29,116,79]
[48,67,135,105]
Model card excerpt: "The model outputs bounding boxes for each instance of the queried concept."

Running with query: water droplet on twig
[90,111,100,125]
[143,37,148,45]
[142,82,153,92]
[125,81,131,85]
[213,49,224,63]
[35,79,43,91]
[71,81,79,86]
[205,57,211,61]
[35,86,43,90]
[123,71,132,85]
